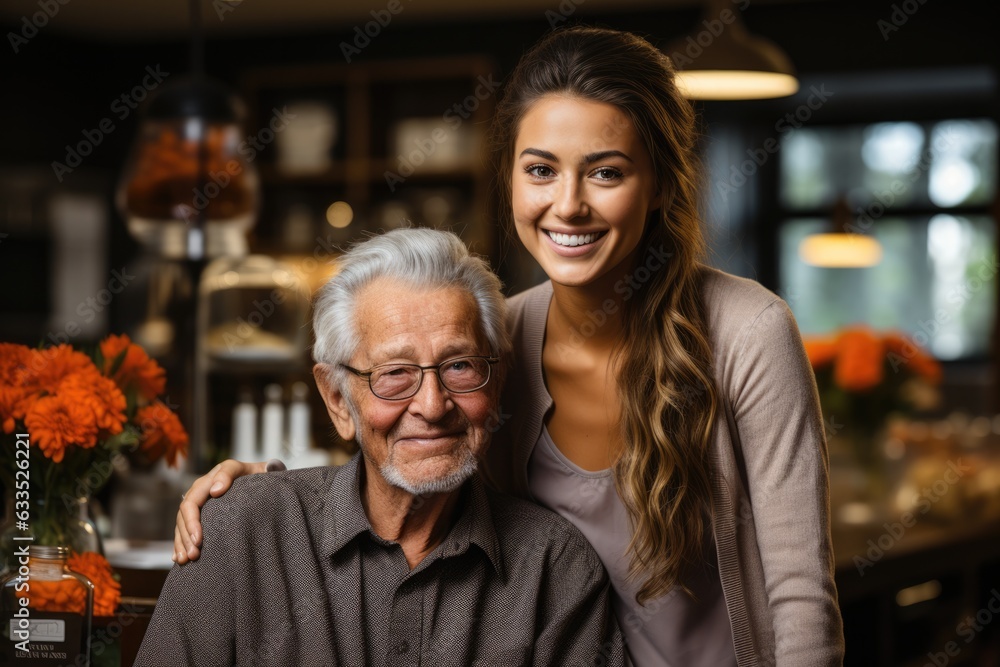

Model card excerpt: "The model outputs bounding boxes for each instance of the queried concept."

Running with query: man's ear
[314,363,356,442]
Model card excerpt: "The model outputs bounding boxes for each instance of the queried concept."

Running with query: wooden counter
[834,511,1000,665]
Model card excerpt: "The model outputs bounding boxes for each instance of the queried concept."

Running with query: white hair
[312,228,511,383]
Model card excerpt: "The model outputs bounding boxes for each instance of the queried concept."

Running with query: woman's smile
[542,228,610,256]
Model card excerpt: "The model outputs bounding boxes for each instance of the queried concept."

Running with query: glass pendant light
[115,0,258,261]
[116,77,258,259]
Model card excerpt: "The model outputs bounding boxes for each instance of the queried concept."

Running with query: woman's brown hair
[490,26,718,604]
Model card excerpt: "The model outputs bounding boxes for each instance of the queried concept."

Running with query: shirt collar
[322,452,503,575]
[322,453,372,557]
[439,468,503,575]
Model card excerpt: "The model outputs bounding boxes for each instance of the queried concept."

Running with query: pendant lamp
[798,195,883,268]
[664,0,799,101]
[116,0,258,260]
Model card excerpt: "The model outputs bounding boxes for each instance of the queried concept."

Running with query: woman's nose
[552,178,588,220]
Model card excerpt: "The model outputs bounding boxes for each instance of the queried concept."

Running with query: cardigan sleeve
[728,298,845,666]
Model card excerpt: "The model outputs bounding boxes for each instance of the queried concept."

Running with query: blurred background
[0,0,997,664]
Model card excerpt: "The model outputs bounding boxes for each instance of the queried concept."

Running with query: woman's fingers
[173,522,192,565]
[173,459,275,563]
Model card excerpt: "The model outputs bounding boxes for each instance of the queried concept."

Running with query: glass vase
[1,496,103,575]
[828,424,892,526]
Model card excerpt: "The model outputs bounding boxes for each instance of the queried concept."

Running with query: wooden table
[834,514,1000,666]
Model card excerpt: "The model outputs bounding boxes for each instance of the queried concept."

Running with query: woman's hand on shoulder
[172,458,286,564]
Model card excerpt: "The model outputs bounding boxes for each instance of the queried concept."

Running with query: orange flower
[16,551,121,617]
[68,551,122,616]
[883,331,943,384]
[136,402,189,467]
[59,371,128,437]
[22,345,96,396]
[833,327,884,392]
[100,334,166,400]
[0,343,34,432]
[0,342,31,384]
[24,394,100,462]
[803,336,838,369]
[0,386,25,433]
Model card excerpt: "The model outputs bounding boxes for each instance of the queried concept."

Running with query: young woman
[173,27,844,666]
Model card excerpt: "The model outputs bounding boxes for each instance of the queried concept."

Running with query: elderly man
[136,228,622,667]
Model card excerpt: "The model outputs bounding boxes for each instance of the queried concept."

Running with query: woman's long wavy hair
[490,26,719,604]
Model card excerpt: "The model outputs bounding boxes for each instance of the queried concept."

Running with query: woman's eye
[592,167,623,181]
[525,164,554,179]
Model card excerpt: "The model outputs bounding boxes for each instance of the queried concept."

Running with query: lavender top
[529,425,738,667]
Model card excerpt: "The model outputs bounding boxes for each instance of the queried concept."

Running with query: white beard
[349,399,478,496]
[378,448,478,496]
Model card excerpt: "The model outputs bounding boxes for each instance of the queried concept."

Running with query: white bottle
[285,381,329,469]
[231,389,258,461]
[260,383,285,461]
[287,381,311,459]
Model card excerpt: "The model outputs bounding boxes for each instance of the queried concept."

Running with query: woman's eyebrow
[519,147,557,161]
[583,149,632,164]
[518,147,634,165]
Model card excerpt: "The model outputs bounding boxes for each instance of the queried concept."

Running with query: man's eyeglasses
[340,355,500,400]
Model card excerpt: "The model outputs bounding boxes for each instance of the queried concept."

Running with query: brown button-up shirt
[136,454,623,666]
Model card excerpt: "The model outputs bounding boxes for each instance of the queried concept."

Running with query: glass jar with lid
[1,545,94,666]
[197,255,311,368]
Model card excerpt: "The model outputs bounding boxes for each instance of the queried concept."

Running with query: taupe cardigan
[483,266,845,666]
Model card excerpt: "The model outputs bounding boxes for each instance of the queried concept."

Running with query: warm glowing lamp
[664,0,799,101]
[799,196,883,268]
[799,234,884,268]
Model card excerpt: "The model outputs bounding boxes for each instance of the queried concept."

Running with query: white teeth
[548,231,600,247]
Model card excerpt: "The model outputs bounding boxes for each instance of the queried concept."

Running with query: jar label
[4,612,86,665]
[8,618,66,642]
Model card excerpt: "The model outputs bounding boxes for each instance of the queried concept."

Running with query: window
[777,119,998,360]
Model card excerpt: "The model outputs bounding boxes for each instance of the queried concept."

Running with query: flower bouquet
[1,335,189,618]
[803,326,942,471]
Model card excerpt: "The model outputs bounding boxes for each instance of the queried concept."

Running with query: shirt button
[394,640,409,654]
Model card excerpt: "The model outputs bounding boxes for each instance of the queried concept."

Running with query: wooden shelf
[239,54,496,238]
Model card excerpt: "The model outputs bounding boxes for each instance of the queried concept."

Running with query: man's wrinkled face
[316,279,498,496]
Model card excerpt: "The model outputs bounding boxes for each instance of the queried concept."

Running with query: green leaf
[106,345,129,378]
